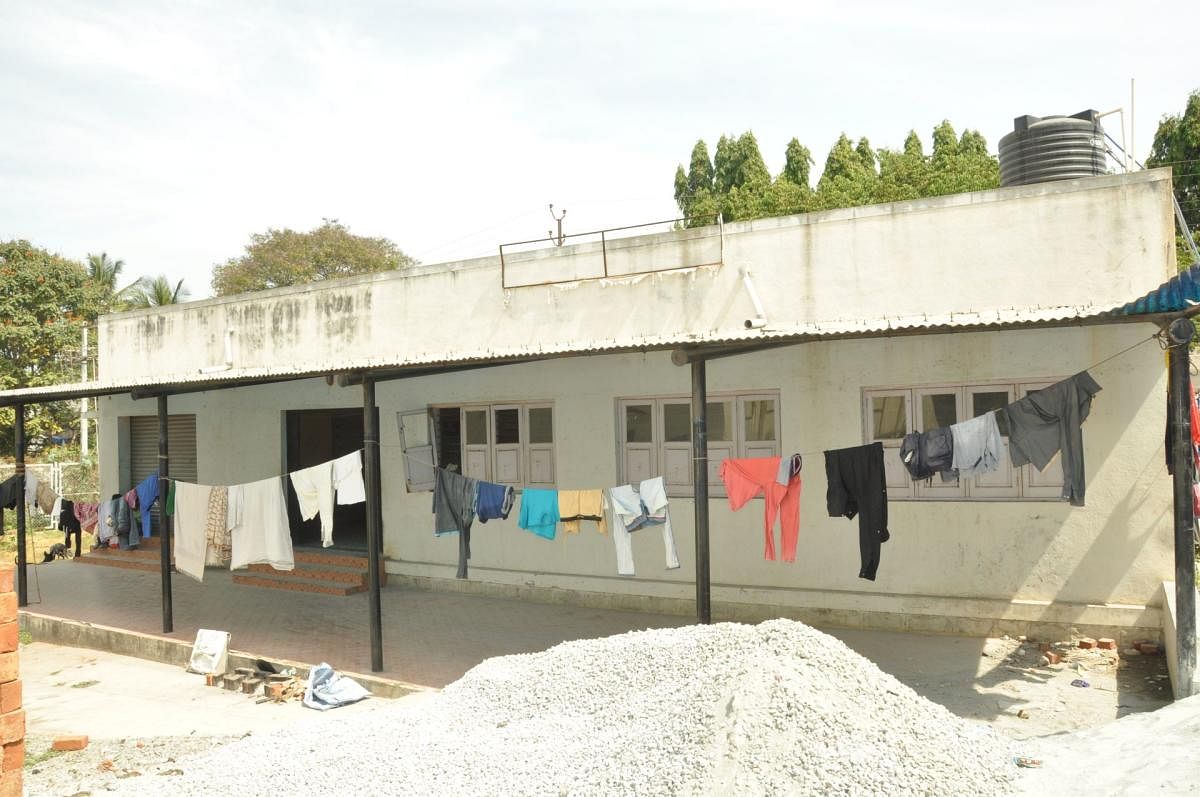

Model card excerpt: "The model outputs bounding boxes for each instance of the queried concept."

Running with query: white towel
[172,481,213,582]
[227,476,294,571]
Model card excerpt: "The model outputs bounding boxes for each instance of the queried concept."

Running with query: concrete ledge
[18,611,430,700]
[1160,581,1200,700]
[386,567,1161,645]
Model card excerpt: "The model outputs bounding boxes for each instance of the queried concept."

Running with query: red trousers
[720,457,802,562]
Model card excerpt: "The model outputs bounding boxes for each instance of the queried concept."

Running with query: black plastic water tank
[998,110,1108,187]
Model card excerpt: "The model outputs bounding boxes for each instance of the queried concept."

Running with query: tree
[211,219,418,296]
[125,275,190,308]
[675,140,717,224]
[0,241,103,450]
[1147,90,1200,267]
[85,251,142,314]
[780,138,814,187]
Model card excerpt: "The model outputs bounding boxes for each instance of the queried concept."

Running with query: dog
[42,543,69,563]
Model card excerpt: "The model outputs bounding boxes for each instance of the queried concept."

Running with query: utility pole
[80,325,89,456]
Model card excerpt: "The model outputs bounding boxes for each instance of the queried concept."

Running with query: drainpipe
[740,269,768,329]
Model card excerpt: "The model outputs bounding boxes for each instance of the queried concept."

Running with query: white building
[4,169,1187,655]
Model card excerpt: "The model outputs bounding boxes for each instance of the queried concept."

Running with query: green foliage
[85,252,143,314]
[674,121,1000,225]
[0,241,103,450]
[125,275,190,308]
[1147,90,1200,254]
[211,218,418,296]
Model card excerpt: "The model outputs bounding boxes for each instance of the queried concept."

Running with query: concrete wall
[92,171,1175,385]
[96,322,1172,640]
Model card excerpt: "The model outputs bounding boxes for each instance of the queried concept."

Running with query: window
[617,391,780,496]
[863,380,1064,501]
[399,402,555,491]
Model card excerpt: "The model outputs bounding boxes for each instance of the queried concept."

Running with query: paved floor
[20,560,687,687]
[17,559,1172,739]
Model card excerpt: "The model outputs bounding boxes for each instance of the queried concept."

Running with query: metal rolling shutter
[129,415,197,534]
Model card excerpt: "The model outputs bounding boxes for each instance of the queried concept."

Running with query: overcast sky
[1,1,1195,299]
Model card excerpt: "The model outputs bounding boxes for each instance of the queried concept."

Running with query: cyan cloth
[518,488,559,539]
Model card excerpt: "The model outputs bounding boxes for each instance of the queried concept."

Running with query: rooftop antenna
[548,204,567,246]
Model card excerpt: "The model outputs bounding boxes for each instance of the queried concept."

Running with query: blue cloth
[476,481,514,524]
[518,488,559,539]
[134,472,159,539]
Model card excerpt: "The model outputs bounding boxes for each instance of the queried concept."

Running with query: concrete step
[73,555,170,574]
[231,572,365,597]
[292,549,374,570]
[245,562,384,586]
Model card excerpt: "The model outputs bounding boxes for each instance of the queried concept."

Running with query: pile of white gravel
[119,619,1015,795]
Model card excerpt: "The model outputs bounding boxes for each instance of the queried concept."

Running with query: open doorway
[284,408,367,551]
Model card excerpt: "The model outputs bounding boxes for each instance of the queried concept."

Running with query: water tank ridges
[998,110,1108,187]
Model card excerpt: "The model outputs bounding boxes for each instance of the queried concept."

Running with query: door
[128,414,197,535]
[285,408,369,550]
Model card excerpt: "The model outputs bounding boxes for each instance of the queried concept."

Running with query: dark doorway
[285,408,368,551]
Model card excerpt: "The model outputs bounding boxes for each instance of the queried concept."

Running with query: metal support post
[14,404,27,607]
[157,395,173,633]
[691,359,711,624]
[1168,317,1196,697]
[362,376,384,671]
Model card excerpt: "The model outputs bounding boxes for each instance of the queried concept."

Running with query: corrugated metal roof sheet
[0,301,1156,406]
[1115,261,1200,315]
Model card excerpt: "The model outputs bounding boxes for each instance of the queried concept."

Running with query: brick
[0,683,19,715]
[0,712,22,746]
[1077,638,1096,649]
[0,654,16,685]
[0,624,16,656]
[1,741,22,771]
[1044,651,1062,665]
[0,768,19,797]
[0,566,13,595]
[51,735,87,752]
[1139,643,1160,656]
[0,595,14,625]
[1097,638,1117,650]
[1038,642,1052,652]
[205,673,219,687]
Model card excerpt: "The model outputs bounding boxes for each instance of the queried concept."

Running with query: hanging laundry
[332,450,366,505]
[433,468,478,579]
[823,442,890,581]
[23,471,39,510]
[96,498,117,544]
[59,499,83,557]
[227,476,294,571]
[605,478,680,577]
[558,490,607,534]
[518,488,560,540]
[720,456,802,562]
[123,487,138,509]
[73,501,100,534]
[133,472,160,539]
[115,493,136,549]
[172,481,213,582]
[950,412,1003,478]
[775,453,803,486]
[35,480,57,515]
[0,476,19,510]
[205,486,232,566]
[1004,371,1101,507]
[475,481,515,524]
[290,460,336,548]
[899,427,957,483]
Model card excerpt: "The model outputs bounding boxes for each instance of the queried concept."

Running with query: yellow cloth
[558,489,606,535]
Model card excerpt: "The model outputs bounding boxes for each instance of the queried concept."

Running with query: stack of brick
[0,564,21,797]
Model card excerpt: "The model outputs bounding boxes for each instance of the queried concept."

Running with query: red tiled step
[231,573,366,596]
[292,550,374,569]
[245,562,385,586]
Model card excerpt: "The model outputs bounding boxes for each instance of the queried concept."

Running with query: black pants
[60,499,82,557]
[824,442,890,580]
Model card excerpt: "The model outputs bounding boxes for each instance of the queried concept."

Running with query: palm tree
[125,275,190,308]
[86,252,142,309]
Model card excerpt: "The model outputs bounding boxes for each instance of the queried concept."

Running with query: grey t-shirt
[1004,371,1102,507]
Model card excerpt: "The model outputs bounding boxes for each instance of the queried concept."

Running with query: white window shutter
[397,409,436,492]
